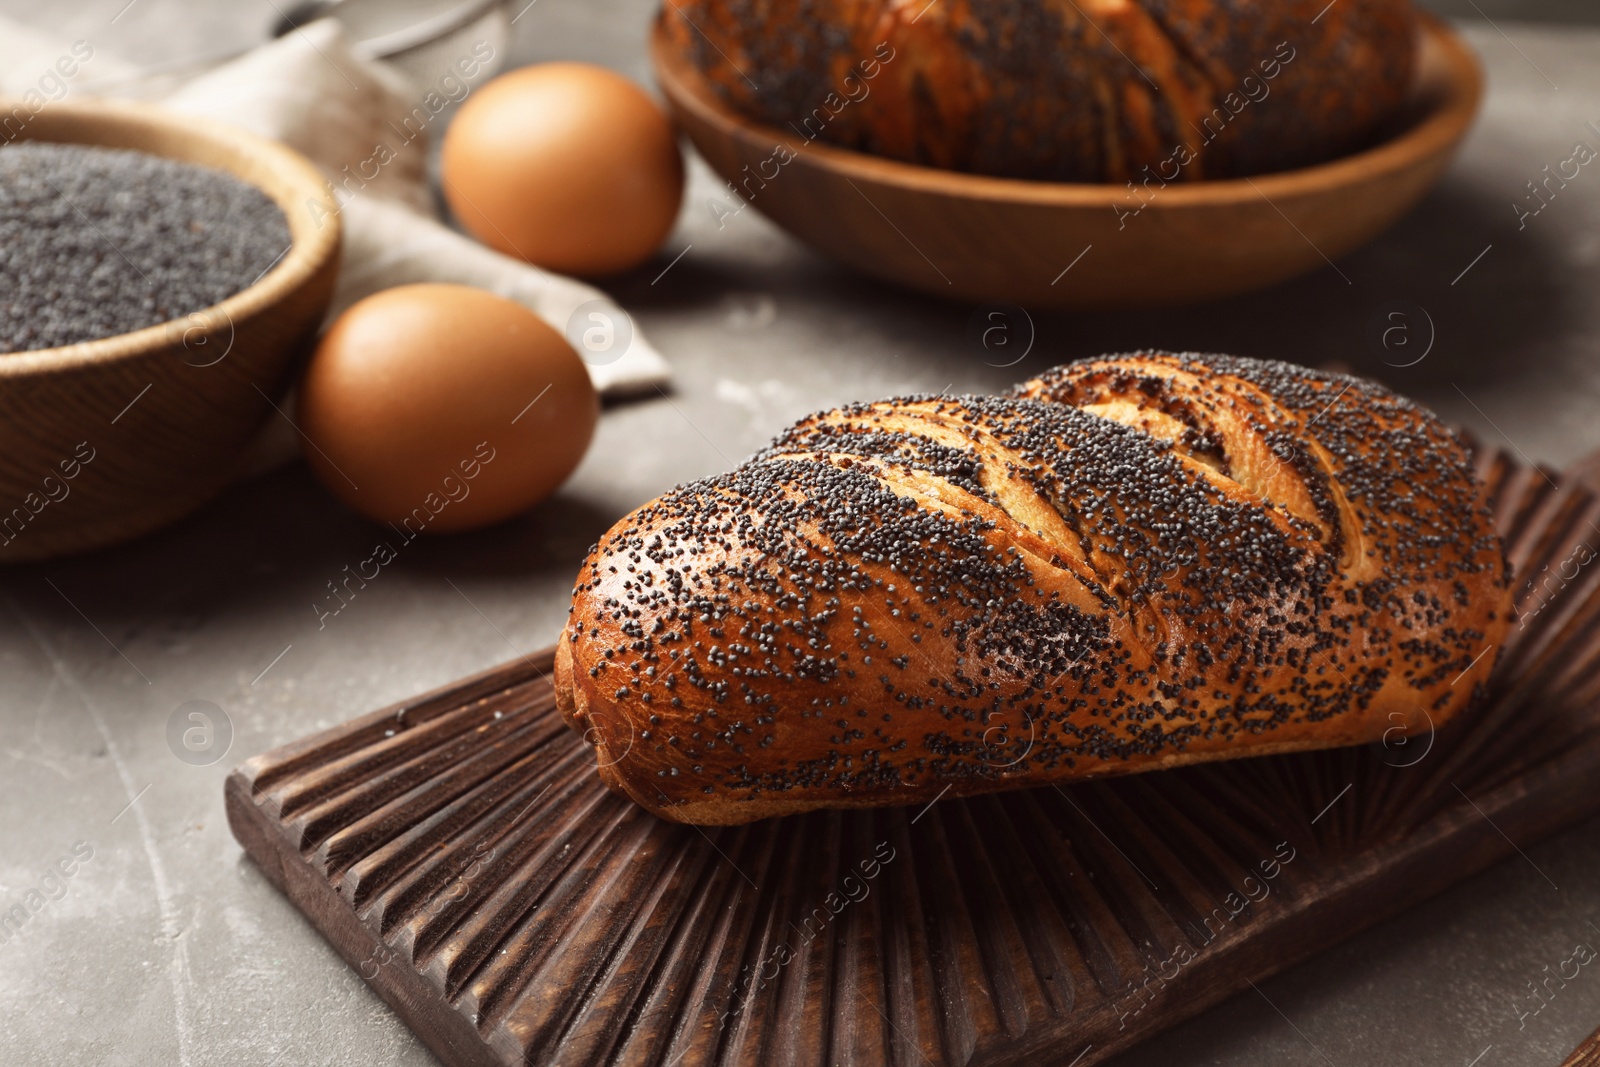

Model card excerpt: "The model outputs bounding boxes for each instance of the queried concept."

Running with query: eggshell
[440,62,685,277]
[298,283,597,533]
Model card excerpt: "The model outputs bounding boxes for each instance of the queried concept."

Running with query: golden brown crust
[556,353,1512,824]
[661,0,1419,182]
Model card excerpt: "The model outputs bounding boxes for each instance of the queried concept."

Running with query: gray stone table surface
[4,1,1600,1065]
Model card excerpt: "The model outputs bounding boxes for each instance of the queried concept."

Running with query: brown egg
[440,62,685,277]
[298,283,597,533]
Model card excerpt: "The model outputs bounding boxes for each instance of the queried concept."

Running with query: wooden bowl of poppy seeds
[0,98,340,561]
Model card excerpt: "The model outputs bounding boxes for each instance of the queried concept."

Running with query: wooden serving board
[1564,1025,1600,1067]
[226,445,1600,1067]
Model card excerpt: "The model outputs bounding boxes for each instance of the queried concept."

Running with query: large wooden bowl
[652,14,1482,309]
[0,99,340,562]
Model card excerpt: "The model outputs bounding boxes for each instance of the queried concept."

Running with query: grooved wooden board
[1564,1024,1600,1067]
[226,445,1600,1067]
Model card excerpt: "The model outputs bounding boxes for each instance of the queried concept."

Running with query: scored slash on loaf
[556,353,1513,824]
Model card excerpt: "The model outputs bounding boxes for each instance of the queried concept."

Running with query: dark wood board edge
[221,443,1600,1067]
[226,652,1600,1067]
[233,649,555,800]
[993,726,1600,1067]
[225,772,506,1067]
[1565,1024,1600,1067]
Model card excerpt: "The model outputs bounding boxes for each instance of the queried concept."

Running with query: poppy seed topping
[556,353,1513,825]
